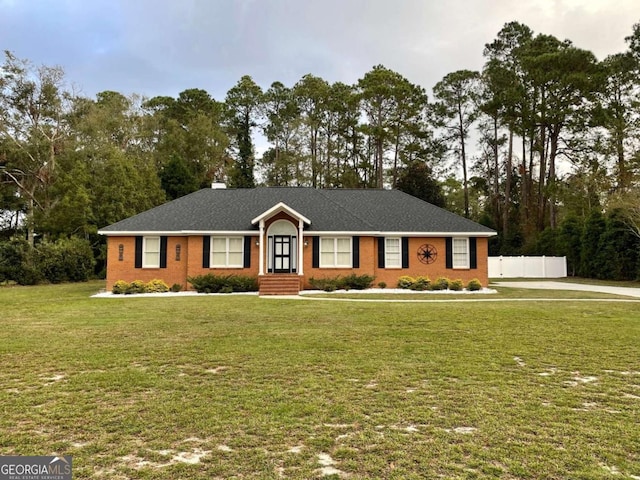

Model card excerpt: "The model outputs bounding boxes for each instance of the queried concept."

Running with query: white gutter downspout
[298,218,304,276]
[258,219,265,276]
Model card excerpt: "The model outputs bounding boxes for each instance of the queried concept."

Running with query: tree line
[1,20,640,281]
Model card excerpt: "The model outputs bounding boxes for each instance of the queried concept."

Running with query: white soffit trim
[97,230,259,236]
[98,230,496,238]
[302,231,497,237]
[251,202,311,225]
[96,231,188,236]
[181,231,259,235]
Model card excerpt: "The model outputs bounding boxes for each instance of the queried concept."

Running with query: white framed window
[211,236,244,268]
[320,237,352,268]
[385,237,402,268]
[452,237,470,268]
[143,236,160,268]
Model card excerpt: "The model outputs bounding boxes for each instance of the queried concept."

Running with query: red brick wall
[186,235,260,288]
[105,236,189,290]
[299,235,376,287]
[301,236,489,288]
[105,234,490,291]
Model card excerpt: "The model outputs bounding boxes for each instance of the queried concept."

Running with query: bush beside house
[0,237,95,285]
[187,273,258,294]
[111,279,171,294]
[396,275,484,292]
[309,274,375,292]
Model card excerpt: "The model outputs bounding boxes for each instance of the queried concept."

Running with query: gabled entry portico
[251,202,311,295]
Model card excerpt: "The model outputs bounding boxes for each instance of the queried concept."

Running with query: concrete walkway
[492,281,640,299]
[269,281,640,303]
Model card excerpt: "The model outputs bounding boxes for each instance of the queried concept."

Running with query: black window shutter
[401,237,409,269]
[378,237,385,268]
[312,237,319,268]
[134,236,143,269]
[202,236,210,268]
[445,237,453,269]
[159,236,168,268]
[243,236,252,268]
[352,236,360,268]
[470,237,477,269]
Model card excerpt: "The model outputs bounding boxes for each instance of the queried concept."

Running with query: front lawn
[302,288,635,300]
[1,282,639,479]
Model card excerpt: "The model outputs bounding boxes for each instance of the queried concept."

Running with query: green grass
[304,288,635,300]
[491,277,640,288]
[1,282,639,479]
[555,277,640,288]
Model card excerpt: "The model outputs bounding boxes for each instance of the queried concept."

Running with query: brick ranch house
[98,186,497,295]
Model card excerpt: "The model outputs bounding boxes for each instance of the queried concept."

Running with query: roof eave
[303,231,497,237]
[98,229,496,237]
[98,230,259,236]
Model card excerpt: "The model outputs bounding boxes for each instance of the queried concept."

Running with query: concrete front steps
[258,274,302,296]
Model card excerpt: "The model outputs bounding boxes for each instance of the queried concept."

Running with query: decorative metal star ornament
[417,244,437,264]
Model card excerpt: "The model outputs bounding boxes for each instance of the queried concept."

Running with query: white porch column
[258,219,265,276]
[298,218,304,276]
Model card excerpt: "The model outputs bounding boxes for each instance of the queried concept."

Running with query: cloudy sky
[1,0,638,101]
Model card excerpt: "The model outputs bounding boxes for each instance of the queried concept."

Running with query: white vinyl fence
[488,256,567,279]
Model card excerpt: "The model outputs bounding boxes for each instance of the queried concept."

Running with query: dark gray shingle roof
[99,187,496,235]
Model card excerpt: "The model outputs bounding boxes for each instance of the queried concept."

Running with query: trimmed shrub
[339,273,375,290]
[112,280,129,294]
[431,277,450,291]
[309,274,374,291]
[449,279,464,291]
[309,277,340,292]
[126,280,146,294]
[227,274,259,292]
[242,276,259,291]
[397,275,415,289]
[188,273,227,293]
[377,281,387,289]
[145,279,169,293]
[323,282,337,292]
[112,279,173,294]
[467,278,482,291]
[411,276,431,291]
[188,273,258,294]
[170,283,183,292]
